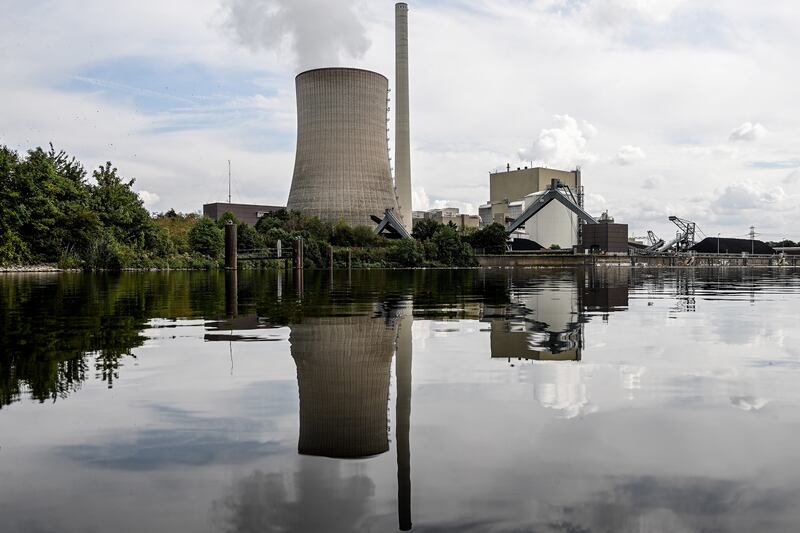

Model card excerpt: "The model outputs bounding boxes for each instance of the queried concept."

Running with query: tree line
[0,144,508,269]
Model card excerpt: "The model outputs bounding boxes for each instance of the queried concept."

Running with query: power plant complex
[200,1,789,263]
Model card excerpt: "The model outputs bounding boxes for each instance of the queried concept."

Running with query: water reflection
[291,312,396,458]
[3,269,800,533]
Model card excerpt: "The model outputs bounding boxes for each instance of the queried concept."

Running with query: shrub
[388,239,424,267]
[188,218,224,259]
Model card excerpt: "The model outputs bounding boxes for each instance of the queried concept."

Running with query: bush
[237,223,264,252]
[388,239,424,267]
[429,225,474,266]
[188,218,224,259]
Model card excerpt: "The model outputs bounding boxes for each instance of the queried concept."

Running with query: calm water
[1,268,800,532]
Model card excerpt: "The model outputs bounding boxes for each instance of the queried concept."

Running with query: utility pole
[717,233,720,254]
[228,160,232,204]
[749,226,756,255]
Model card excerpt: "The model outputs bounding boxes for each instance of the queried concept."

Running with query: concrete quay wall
[476,253,800,268]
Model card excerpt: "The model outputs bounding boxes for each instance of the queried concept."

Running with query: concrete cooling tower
[287,68,400,227]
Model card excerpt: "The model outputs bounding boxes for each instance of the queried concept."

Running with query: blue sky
[1,0,799,239]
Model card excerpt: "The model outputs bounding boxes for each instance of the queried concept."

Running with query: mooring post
[329,244,334,270]
[347,248,352,270]
[224,222,237,270]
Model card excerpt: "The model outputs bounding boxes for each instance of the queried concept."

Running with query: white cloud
[412,187,431,211]
[220,0,370,70]
[138,190,160,209]
[784,169,800,185]
[518,115,597,170]
[613,145,646,165]
[642,175,664,189]
[710,181,788,214]
[729,122,768,142]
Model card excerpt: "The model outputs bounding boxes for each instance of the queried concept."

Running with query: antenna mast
[228,160,232,204]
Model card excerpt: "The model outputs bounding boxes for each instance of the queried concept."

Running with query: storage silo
[287,68,400,227]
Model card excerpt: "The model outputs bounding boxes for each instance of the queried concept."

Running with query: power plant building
[486,166,581,224]
[287,68,400,227]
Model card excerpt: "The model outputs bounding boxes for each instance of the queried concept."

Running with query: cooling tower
[287,68,400,227]
[395,2,413,232]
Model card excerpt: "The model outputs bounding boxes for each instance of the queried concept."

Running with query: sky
[1,0,799,240]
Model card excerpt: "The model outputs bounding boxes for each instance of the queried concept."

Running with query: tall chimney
[395,2,412,232]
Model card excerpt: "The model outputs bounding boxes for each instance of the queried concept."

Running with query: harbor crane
[656,216,699,252]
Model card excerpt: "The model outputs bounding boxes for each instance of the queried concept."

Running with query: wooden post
[329,244,334,270]
[224,222,237,270]
[347,248,352,270]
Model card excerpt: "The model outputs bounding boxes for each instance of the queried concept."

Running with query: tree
[412,218,441,241]
[429,225,474,266]
[466,223,507,254]
[89,162,152,247]
[388,239,424,267]
[188,218,224,259]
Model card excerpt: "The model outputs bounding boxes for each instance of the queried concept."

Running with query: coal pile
[511,238,543,251]
[690,237,775,255]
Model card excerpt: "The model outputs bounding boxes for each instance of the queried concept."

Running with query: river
[1,268,799,532]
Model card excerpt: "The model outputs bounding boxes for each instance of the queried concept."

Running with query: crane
[657,216,698,252]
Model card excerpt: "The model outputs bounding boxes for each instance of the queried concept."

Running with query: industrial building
[413,207,481,230]
[203,202,283,226]
[285,3,413,230]
[483,166,581,225]
[480,166,586,249]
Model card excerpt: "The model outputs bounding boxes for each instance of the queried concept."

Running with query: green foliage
[237,222,264,252]
[429,225,475,266]
[216,211,240,227]
[153,211,199,255]
[466,223,508,254]
[188,218,224,259]
[388,239,424,267]
[549,244,561,250]
[412,218,442,241]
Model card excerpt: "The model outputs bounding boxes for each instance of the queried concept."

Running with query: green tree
[388,239,424,267]
[429,225,474,266]
[412,218,441,241]
[188,218,224,259]
[89,162,152,247]
[466,223,507,254]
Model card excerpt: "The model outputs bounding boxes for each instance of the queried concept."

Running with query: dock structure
[223,226,302,270]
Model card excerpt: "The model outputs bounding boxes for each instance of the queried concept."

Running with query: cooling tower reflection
[289,312,396,459]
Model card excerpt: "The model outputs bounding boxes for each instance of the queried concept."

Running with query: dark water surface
[1,268,800,532]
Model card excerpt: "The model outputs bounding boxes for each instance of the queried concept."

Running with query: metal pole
[224,222,237,270]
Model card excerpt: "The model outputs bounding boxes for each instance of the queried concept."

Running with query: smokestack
[395,2,412,232]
